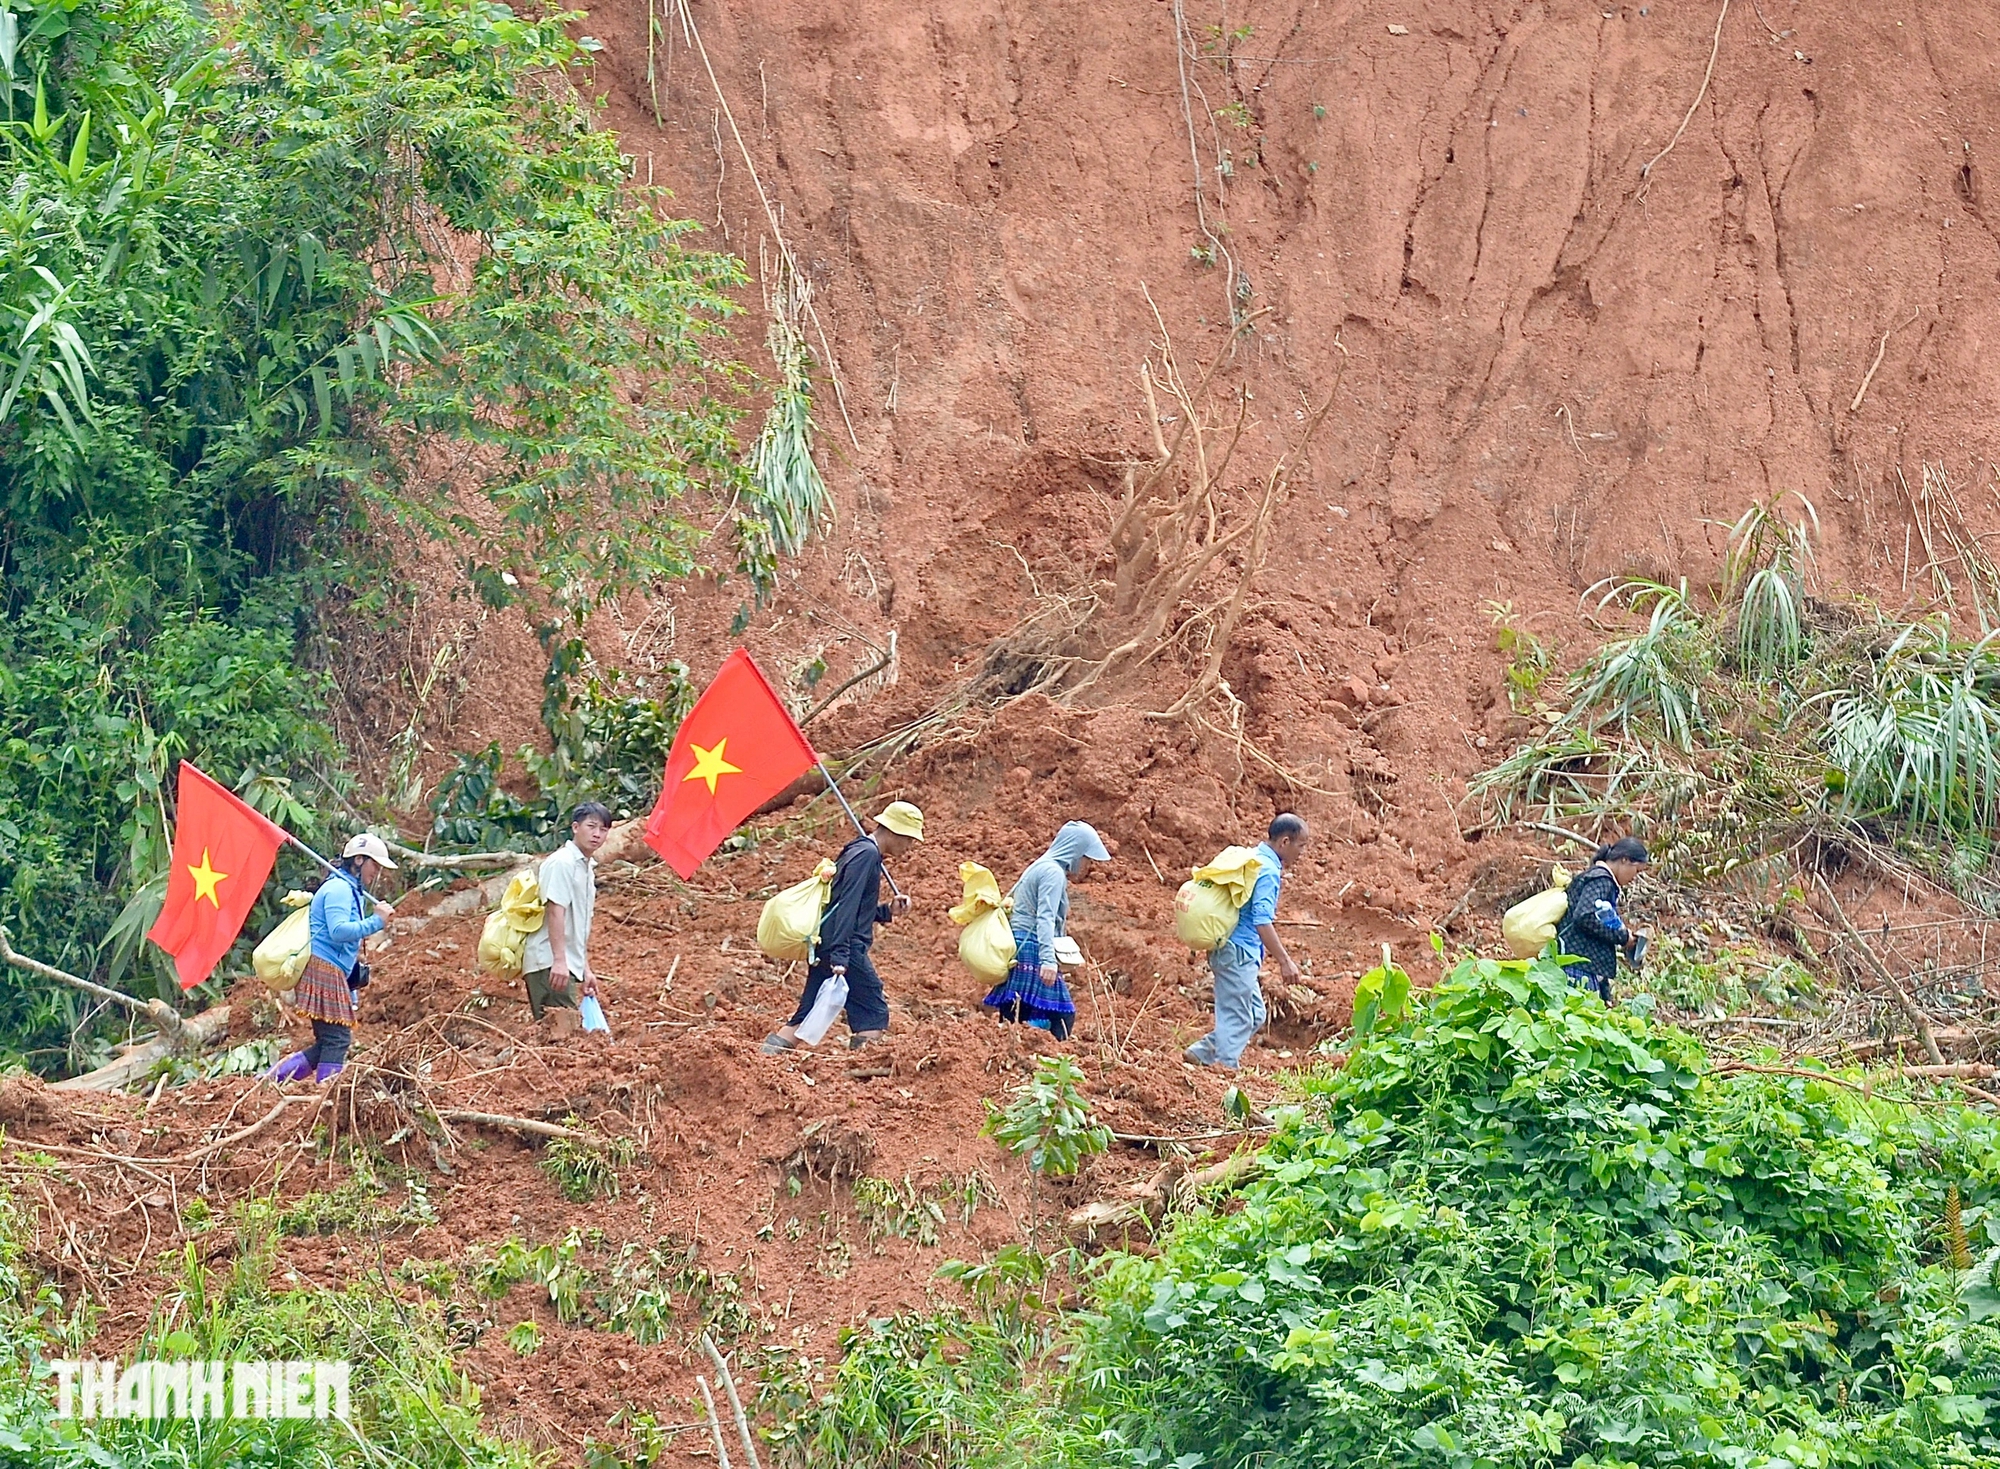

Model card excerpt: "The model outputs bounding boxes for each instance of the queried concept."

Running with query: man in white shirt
[521,802,612,1032]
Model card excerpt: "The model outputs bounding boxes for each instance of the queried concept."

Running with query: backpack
[1173,846,1265,952]
[477,870,544,978]
[1500,866,1572,959]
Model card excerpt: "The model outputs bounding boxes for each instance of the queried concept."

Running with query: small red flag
[147,763,289,990]
[643,650,818,878]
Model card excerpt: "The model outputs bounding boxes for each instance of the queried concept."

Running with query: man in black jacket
[762,801,923,1053]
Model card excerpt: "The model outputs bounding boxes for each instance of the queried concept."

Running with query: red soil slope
[574,0,2000,919]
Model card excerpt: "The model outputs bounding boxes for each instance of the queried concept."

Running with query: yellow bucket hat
[875,801,925,840]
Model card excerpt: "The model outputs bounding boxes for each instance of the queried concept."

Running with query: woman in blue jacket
[268,834,397,1083]
[983,821,1110,1040]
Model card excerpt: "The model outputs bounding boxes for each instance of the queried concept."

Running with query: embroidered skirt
[294,955,357,1027]
[981,935,1076,1040]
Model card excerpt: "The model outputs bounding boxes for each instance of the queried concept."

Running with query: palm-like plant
[1572,578,1710,750]
[1824,621,2000,832]
[1718,495,1818,674]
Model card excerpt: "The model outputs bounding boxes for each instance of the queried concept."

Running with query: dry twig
[1850,309,1920,415]
[1814,876,1945,1064]
[1637,0,1730,200]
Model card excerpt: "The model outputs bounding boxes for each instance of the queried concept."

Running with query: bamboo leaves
[0,265,94,452]
[746,256,830,558]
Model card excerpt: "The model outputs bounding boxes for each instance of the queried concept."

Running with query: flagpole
[287,834,338,875]
[815,759,904,899]
[287,834,397,914]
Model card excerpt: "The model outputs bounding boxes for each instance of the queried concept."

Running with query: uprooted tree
[984,297,1338,723]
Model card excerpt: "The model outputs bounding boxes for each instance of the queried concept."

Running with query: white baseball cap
[342,832,399,870]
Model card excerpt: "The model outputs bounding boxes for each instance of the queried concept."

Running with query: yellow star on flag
[187,848,229,908]
[683,738,744,796]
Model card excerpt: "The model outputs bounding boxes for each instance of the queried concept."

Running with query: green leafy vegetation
[1484,599,1555,711]
[981,1055,1110,1179]
[1628,930,1817,1018]
[464,1228,751,1344]
[538,1131,638,1203]
[274,1150,436,1237]
[787,952,2000,1467]
[0,1183,543,1466]
[1471,493,2000,898]
[0,0,752,1072]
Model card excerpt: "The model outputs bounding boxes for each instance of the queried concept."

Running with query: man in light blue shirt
[1186,813,1310,1070]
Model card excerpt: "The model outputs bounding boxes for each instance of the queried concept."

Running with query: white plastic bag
[794,972,849,1046]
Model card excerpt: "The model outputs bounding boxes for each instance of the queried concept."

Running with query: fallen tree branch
[1814,876,1945,1064]
[437,1109,601,1144]
[800,630,896,728]
[1109,1125,1274,1147]
[0,924,182,1036]
[701,1333,763,1469]
[52,1007,230,1092]
[696,1376,732,1469]
[1069,1150,1263,1234]
[4,1094,323,1171]
[382,841,526,872]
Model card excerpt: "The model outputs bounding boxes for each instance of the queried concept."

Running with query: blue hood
[1043,821,1110,873]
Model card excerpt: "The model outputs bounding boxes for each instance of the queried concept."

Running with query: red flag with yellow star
[643,649,818,878]
[147,762,289,990]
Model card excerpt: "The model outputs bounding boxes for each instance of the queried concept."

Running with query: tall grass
[1572,579,1709,750]
[1824,621,2000,832]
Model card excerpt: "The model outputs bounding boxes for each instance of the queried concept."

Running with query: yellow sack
[1174,846,1265,952]
[252,890,316,992]
[1192,846,1266,907]
[1501,866,1572,959]
[757,859,837,963]
[949,862,1017,984]
[478,870,544,978]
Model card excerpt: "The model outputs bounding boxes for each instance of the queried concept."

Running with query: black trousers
[303,1021,352,1069]
[787,949,888,1032]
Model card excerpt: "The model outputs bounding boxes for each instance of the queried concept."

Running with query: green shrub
[0,0,751,1072]
[1068,953,2000,1467]
[802,954,2000,1468]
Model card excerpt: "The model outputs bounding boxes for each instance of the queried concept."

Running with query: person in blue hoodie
[983,821,1112,1040]
[267,834,397,1084]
